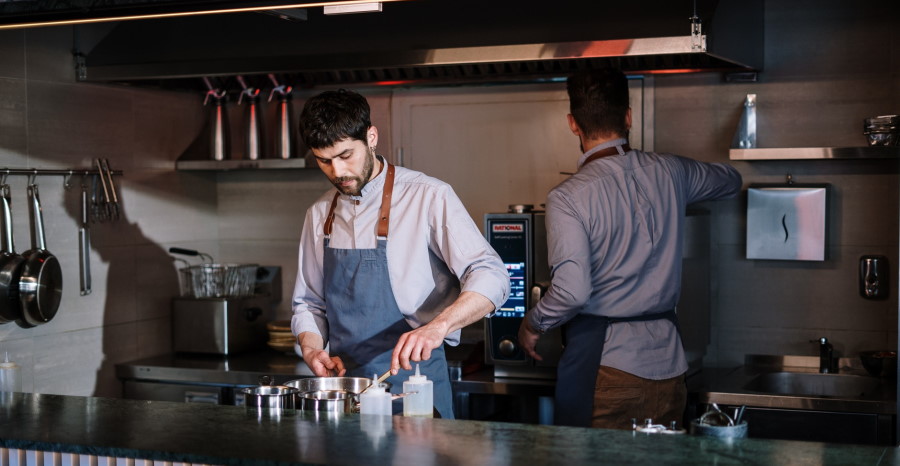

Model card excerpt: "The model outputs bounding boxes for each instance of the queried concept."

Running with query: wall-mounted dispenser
[859,255,889,300]
[746,184,828,261]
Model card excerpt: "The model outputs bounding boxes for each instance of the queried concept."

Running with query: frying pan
[18,182,62,327]
[0,185,25,324]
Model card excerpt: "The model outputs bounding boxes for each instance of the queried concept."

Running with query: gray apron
[554,143,680,427]
[322,163,454,419]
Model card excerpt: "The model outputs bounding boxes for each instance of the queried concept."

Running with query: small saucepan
[242,376,299,418]
[0,185,25,324]
[18,182,62,327]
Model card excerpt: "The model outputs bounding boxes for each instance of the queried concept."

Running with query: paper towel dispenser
[746,185,829,261]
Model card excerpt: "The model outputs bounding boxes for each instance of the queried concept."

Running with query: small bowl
[863,115,899,146]
[859,350,897,378]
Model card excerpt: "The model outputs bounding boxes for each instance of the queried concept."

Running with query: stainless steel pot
[286,377,393,415]
[242,384,299,416]
[298,389,355,415]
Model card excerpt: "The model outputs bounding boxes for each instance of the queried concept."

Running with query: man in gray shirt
[518,68,742,428]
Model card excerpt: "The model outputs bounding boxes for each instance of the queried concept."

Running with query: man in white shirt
[291,89,510,418]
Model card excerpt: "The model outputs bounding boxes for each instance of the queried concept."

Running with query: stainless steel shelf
[729,146,900,161]
[176,158,307,171]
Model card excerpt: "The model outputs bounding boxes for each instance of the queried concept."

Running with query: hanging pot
[0,185,24,324]
[18,182,62,327]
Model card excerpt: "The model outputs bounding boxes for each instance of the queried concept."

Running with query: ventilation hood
[65,0,763,91]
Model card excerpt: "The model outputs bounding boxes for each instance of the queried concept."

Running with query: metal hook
[0,173,7,186]
[786,173,794,185]
[64,171,73,190]
[27,172,36,186]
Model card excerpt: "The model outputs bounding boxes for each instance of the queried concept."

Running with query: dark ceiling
[39,0,763,92]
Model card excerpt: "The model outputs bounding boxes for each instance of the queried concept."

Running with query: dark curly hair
[566,68,629,140]
[299,89,371,149]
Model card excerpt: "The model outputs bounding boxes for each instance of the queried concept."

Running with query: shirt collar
[576,138,629,169]
[348,155,386,201]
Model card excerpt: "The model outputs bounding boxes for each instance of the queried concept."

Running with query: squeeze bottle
[359,373,392,416]
[402,364,433,417]
[0,352,21,392]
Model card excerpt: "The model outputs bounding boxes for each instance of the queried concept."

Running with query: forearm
[425,291,494,337]
[298,331,325,354]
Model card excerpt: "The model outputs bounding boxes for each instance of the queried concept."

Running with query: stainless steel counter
[688,355,896,415]
[117,351,555,394]
[115,350,315,387]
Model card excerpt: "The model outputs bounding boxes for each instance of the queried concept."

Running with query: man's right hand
[303,349,346,377]
[517,319,544,362]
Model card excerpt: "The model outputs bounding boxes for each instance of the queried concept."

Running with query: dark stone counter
[0,392,897,466]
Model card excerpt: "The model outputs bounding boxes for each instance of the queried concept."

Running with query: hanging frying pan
[0,184,25,324]
[18,182,62,327]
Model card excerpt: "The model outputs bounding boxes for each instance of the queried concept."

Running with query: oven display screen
[488,219,528,319]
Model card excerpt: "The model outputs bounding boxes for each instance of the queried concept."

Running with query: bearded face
[312,139,379,196]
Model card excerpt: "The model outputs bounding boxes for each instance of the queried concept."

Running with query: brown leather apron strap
[377,163,395,237]
[323,162,396,238]
[582,144,631,167]
[323,191,341,236]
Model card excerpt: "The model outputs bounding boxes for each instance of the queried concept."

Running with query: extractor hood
[65,0,763,91]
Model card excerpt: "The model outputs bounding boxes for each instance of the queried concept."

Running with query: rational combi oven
[484,205,563,379]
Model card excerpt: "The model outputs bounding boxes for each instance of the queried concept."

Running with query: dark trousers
[592,365,687,430]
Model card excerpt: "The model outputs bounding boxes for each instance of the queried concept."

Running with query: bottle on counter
[359,374,391,416]
[402,364,433,417]
[0,352,21,392]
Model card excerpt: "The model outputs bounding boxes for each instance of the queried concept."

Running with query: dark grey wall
[655,0,900,365]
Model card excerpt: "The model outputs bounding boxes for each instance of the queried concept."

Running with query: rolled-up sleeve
[291,207,330,343]
[526,191,591,332]
[433,185,510,314]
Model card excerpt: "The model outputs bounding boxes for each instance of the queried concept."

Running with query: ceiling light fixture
[323,2,383,15]
[0,0,406,30]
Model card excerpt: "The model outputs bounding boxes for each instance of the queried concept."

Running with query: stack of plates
[267,320,295,353]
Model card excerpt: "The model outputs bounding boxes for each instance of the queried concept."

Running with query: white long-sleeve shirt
[292,157,511,346]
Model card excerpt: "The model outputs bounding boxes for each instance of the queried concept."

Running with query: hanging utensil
[18,180,63,327]
[94,159,112,222]
[78,176,92,296]
[0,183,25,324]
[100,158,120,221]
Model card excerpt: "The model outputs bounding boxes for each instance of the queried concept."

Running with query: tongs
[698,403,735,426]
[93,158,120,222]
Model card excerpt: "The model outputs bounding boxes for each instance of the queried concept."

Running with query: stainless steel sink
[744,371,882,398]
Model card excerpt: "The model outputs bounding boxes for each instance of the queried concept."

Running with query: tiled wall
[0,26,216,397]
[0,0,896,399]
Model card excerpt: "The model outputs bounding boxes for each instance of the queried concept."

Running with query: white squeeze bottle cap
[0,351,22,393]
[403,364,433,417]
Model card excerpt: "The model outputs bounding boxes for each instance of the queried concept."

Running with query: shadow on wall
[60,173,181,398]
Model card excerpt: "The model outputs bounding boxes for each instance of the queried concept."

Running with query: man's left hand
[391,323,448,375]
